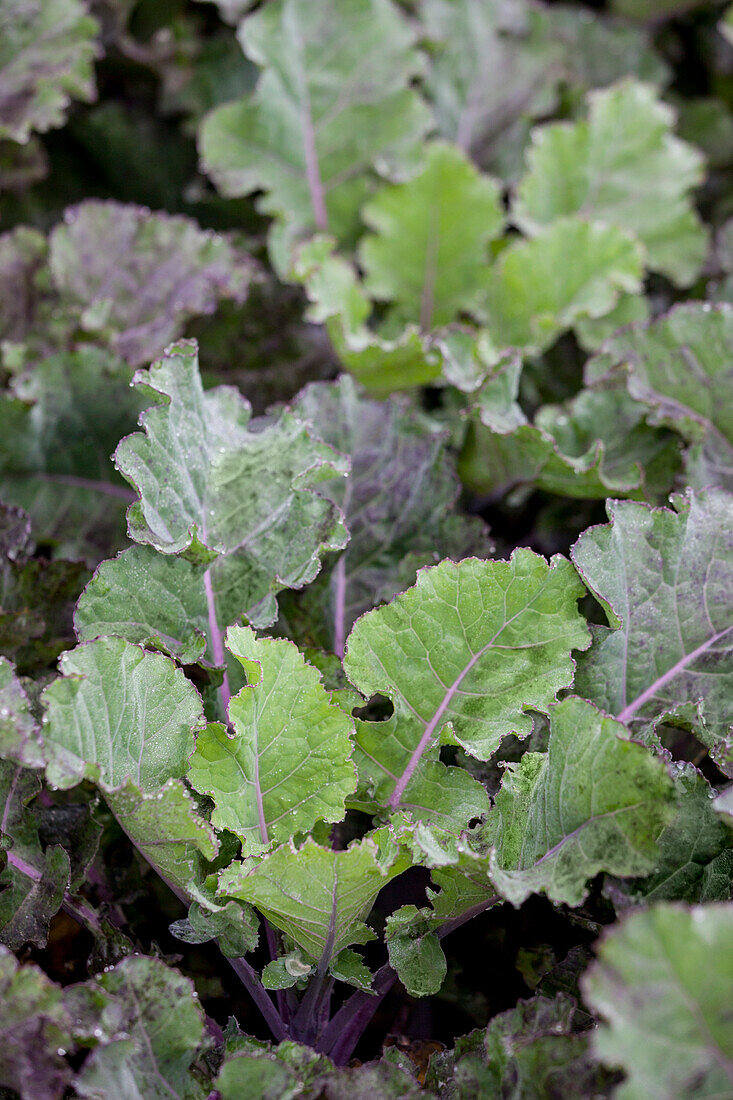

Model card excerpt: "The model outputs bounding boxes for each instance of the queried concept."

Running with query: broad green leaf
[114,340,347,567]
[421,1,665,174]
[514,80,707,286]
[385,905,447,997]
[0,348,144,562]
[0,657,42,767]
[293,238,443,394]
[218,835,409,962]
[0,0,99,143]
[426,993,617,1099]
[0,761,69,949]
[586,303,733,492]
[106,779,218,902]
[0,946,73,1100]
[75,547,212,665]
[188,626,356,853]
[359,143,504,330]
[198,0,430,242]
[351,716,490,830]
[216,1052,301,1100]
[582,902,733,1100]
[488,697,675,906]
[41,637,205,792]
[344,554,590,813]
[285,375,490,654]
[75,956,209,1100]
[572,491,733,768]
[478,218,644,354]
[609,764,733,905]
[461,389,680,502]
[48,201,257,367]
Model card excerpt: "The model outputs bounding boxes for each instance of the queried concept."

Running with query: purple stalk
[389,634,501,809]
[332,557,347,659]
[203,564,232,720]
[321,896,500,1063]
[300,96,328,231]
[35,473,137,502]
[617,623,733,725]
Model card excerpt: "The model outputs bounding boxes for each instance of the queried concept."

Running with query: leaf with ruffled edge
[571,490,733,773]
[460,388,681,503]
[514,80,706,286]
[477,218,644,355]
[582,902,733,1100]
[488,697,675,907]
[74,956,209,1100]
[585,303,733,492]
[284,375,491,655]
[0,348,145,562]
[343,554,590,819]
[188,625,356,855]
[198,0,430,243]
[359,142,504,330]
[0,0,99,144]
[48,201,257,367]
[219,835,410,964]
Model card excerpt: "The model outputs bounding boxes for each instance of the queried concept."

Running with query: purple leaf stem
[203,564,232,720]
[388,630,506,809]
[322,895,500,1063]
[616,624,733,725]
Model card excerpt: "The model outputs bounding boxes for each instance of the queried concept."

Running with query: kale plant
[0,0,732,1097]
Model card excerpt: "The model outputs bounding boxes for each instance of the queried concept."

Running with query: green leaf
[75,956,209,1100]
[344,553,590,813]
[0,945,73,1100]
[426,993,617,1100]
[170,896,259,958]
[609,764,733,905]
[107,779,218,901]
[41,637,205,792]
[0,0,99,143]
[571,491,733,769]
[0,348,145,562]
[461,389,680,502]
[488,697,675,906]
[188,625,356,854]
[385,905,447,997]
[199,0,430,242]
[582,902,733,1100]
[0,761,69,949]
[293,237,443,394]
[0,657,42,767]
[218,835,409,962]
[421,1,665,174]
[216,1051,301,1100]
[329,947,374,992]
[514,80,707,286]
[478,218,644,354]
[47,201,257,367]
[586,303,733,492]
[358,143,504,330]
[285,375,490,654]
[114,339,347,567]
